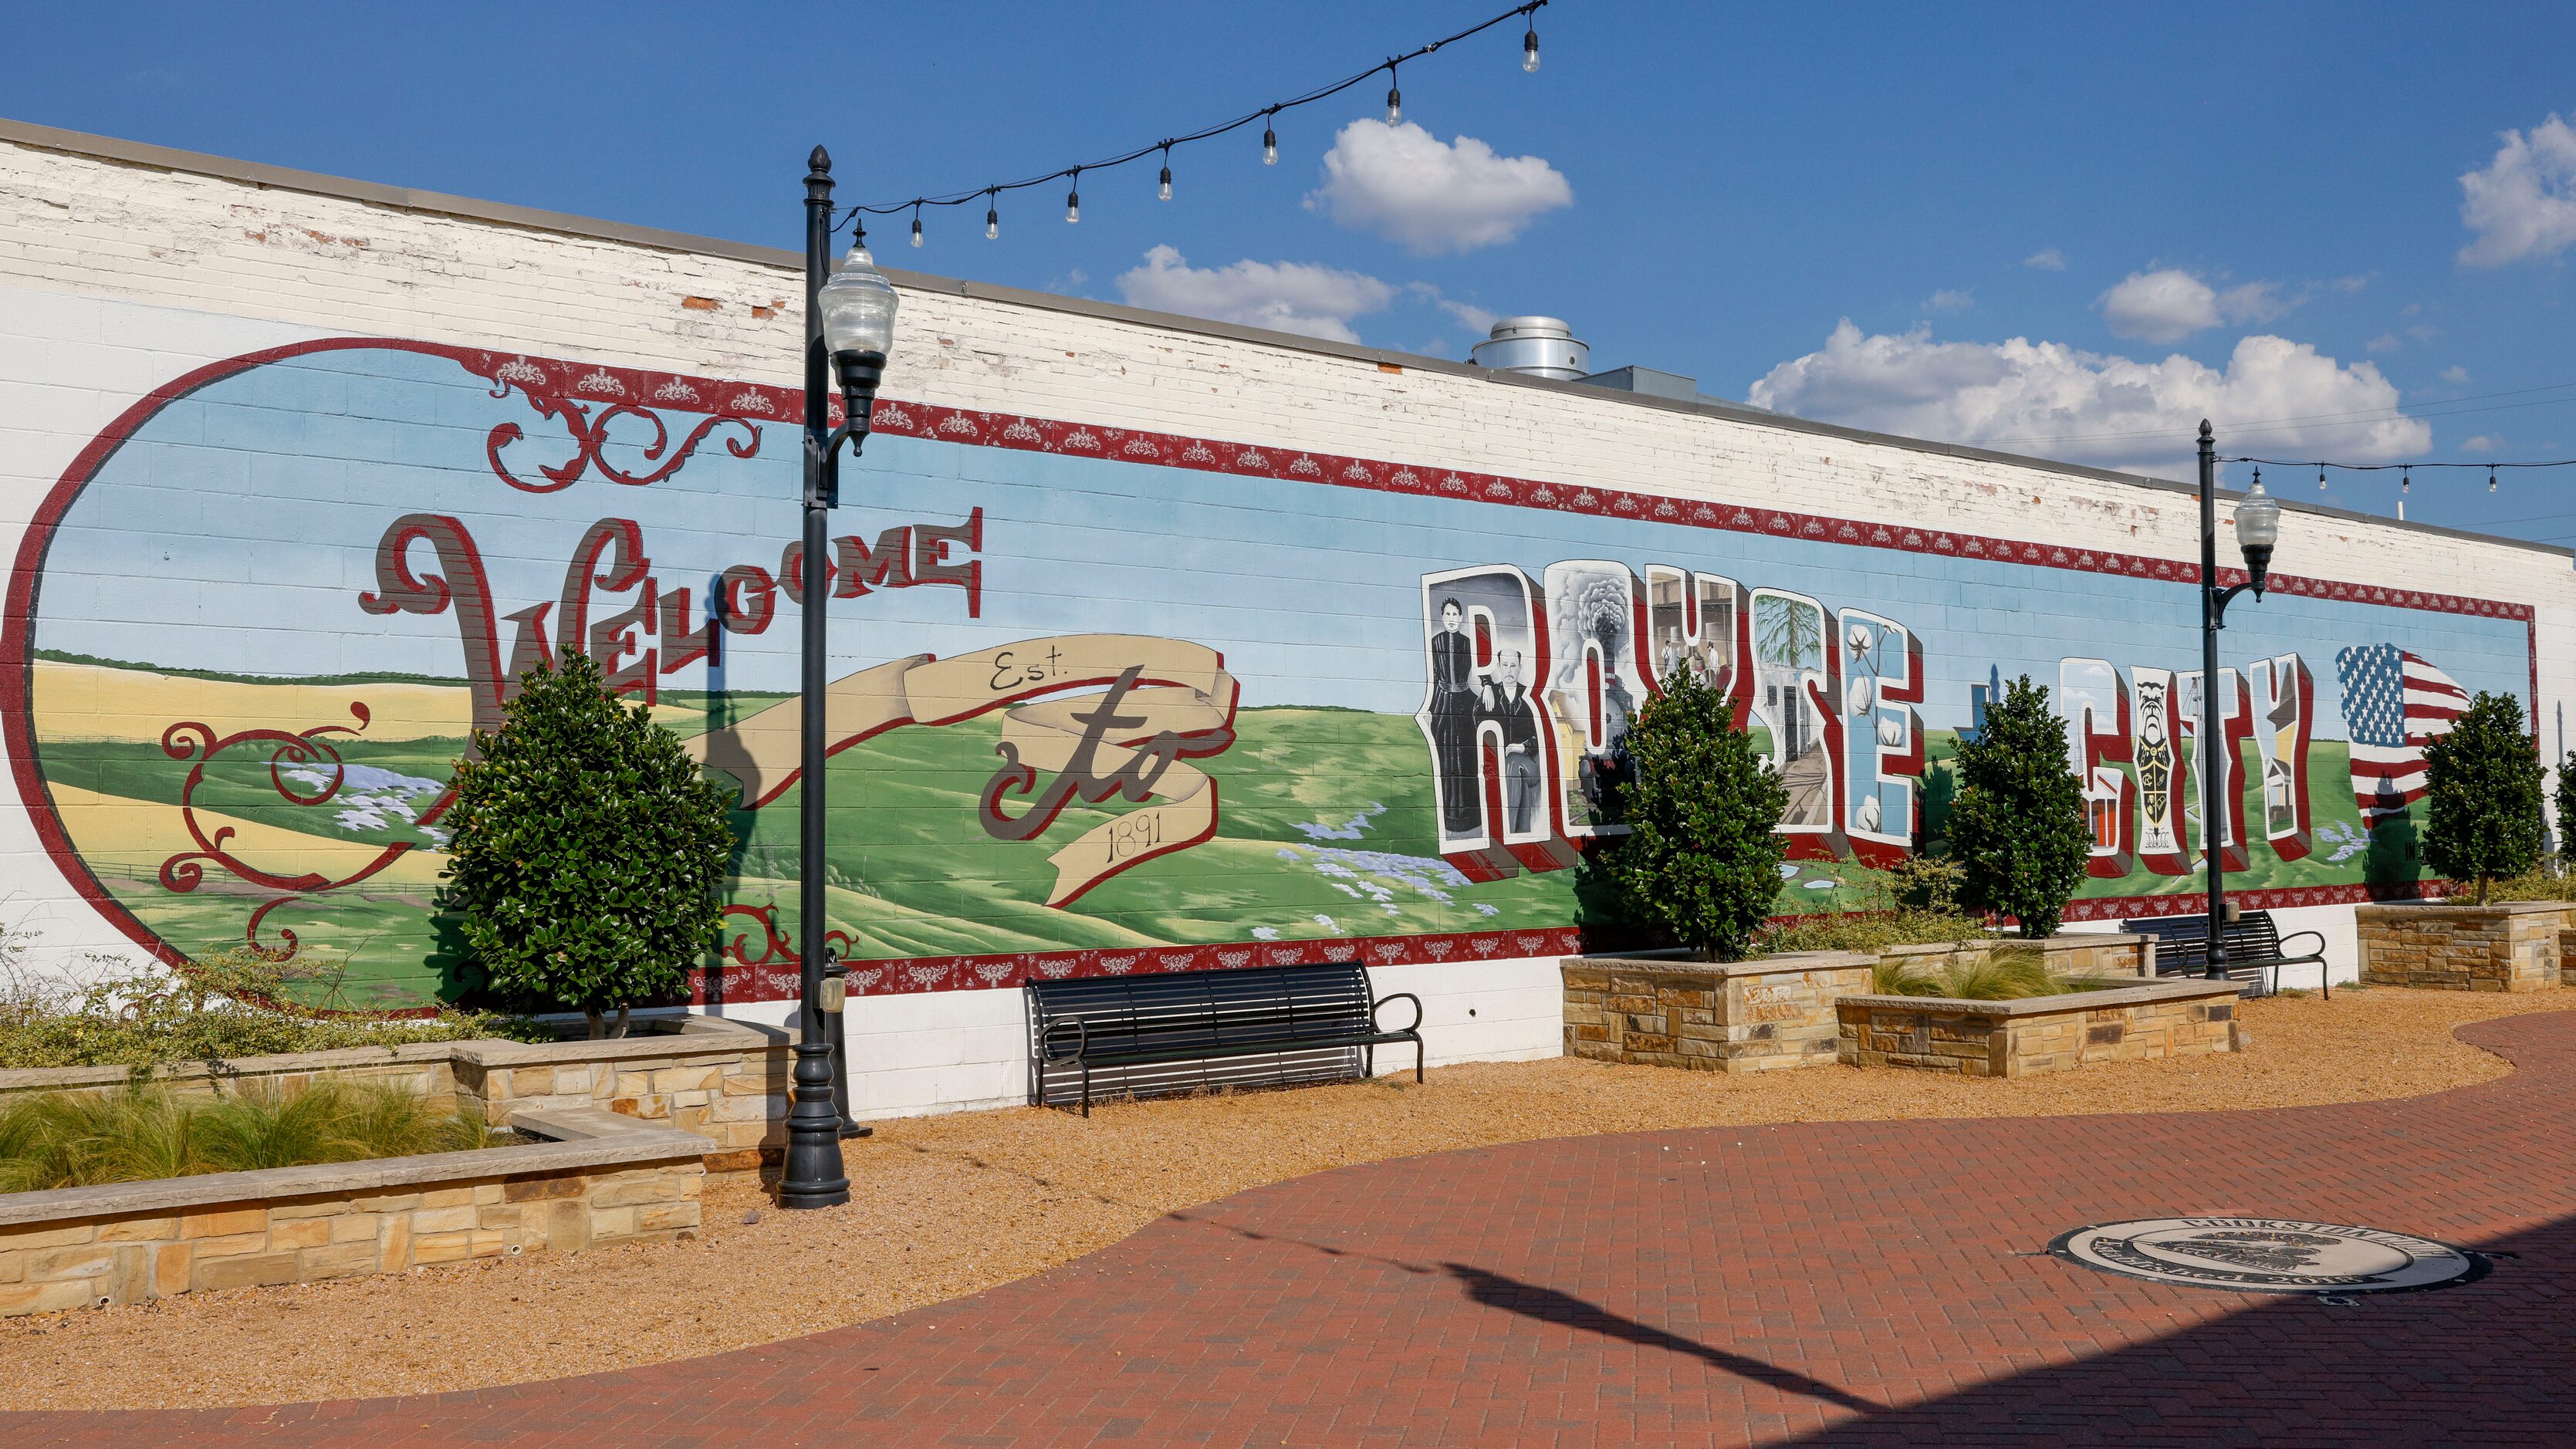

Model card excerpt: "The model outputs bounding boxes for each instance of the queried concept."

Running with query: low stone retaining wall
[1878,933,2152,981]
[0,1017,795,1173]
[1835,977,2242,1077]
[2358,902,2572,991]
[1562,952,1875,1072]
[0,1111,710,1317]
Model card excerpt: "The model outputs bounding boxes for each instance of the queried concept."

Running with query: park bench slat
[2121,909,2331,998]
[1027,961,1424,1115]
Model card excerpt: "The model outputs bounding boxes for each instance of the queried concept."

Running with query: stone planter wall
[0,1111,708,1317]
[2356,902,2573,991]
[1878,933,2152,981]
[0,1018,795,1175]
[1562,952,1875,1072]
[1835,978,2242,1078]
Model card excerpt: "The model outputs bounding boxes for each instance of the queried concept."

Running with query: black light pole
[781,147,898,1210]
[2194,421,2283,981]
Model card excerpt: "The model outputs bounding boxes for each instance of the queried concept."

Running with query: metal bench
[2122,910,2331,998]
[1027,961,1423,1116]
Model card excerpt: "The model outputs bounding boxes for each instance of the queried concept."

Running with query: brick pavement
[12,1012,2576,1447]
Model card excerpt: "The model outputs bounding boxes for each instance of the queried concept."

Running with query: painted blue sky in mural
[39,346,2532,735]
[7,2,2575,531]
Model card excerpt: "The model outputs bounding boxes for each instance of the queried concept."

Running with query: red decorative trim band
[462,347,2535,625]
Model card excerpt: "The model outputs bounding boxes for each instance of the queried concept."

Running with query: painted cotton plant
[442,654,738,1037]
[1599,667,1787,961]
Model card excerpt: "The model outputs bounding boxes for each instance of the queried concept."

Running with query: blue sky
[8,2,2576,541]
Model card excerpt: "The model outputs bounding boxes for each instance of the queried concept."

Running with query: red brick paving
[12,1012,2576,1446]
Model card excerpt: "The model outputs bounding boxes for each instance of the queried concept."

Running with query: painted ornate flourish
[155,704,423,959]
[482,363,762,495]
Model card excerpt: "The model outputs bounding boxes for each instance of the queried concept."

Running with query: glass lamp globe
[2235,475,2283,592]
[817,243,898,360]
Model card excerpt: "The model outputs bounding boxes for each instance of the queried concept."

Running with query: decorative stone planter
[0,1108,709,1317]
[1834,977,2243,1078]
[1560,951,1874,1072]
[1877,932,2153,981]
[2356,901,2574,992]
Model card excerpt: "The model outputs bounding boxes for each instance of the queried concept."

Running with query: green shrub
[1762,910,1983,957]
[2556,748,2576,865]
[1596,667,1788,961]
[0,946,545,1072]
[1948,676,2091,939]
[2484,869,2576,904]
[1870,957,1945,995]
[445,654,738,1037]
[0,1080,495,1194]
[2424,692,2546,904]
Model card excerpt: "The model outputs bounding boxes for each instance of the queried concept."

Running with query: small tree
[2423,691,2544,904]
[2554,748,2576,871]
[444,654,738,1037]
[1600,668,1788,961]
[1948,675,2090,938]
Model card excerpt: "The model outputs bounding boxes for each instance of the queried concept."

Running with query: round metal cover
[2050,1217,2486,1295]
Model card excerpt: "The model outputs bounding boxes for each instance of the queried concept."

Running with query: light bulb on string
[1523,18,1540,71]
[985,191,999,240]
[2401,467,2410,495]
[2317,464,2327,491]
[1066,169,1080,224]
[1158,144,1171,201]
[1263,108,1278,164]
[909,204,923,248]
[1385,62,1401,123]
[2490,465,2499,493]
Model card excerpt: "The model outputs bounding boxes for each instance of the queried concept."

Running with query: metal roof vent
[1471,316,1589,381]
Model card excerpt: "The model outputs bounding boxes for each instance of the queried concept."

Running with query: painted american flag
[2333,644,2470,822]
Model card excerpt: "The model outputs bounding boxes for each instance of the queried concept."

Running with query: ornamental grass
[0,1079,497,1194]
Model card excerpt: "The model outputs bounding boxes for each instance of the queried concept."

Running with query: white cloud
[2463,434,2500,453]
[2459,113,2576,266]
[1304,120,1571,255]
[2096,269,2294,343]
[2330,274,2370,294]
[1746,322,2428,477]
[1116,245,1394,343]
[2366,333,2401,353]
[1406,282,1496,335]
[2439,365,2471,385]
[1925,289,1974,313]
[2023,248,2067,271]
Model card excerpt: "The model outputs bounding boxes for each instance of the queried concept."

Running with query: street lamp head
[817,241,898,434]
[2235,470,2282,596]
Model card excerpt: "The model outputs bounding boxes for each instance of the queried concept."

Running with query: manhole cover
[2050,1218,2486,1295]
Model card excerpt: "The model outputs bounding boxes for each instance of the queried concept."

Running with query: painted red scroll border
[0,336,2520,1001]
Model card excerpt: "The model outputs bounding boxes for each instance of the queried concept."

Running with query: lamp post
[2195,420,2282,981]
[781,147,898,1211]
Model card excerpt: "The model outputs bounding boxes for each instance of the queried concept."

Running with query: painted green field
[35,671,2421,1006]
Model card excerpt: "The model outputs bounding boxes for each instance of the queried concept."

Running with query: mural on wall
[1,332,2539,1008]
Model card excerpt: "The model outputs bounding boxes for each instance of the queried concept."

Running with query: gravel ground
[0,988,2551,1411]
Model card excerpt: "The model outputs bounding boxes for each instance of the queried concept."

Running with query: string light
[909,204,923,248]
[2401,467,2411,495]
[839,2,1549,240]
[2490,466,2500,492]
[2317,464,2328,491]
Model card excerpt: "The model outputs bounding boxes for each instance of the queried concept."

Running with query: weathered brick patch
[1561,953,1875,1072]
[2358,902,2572,992]
[0,1113,709,1317]
[1835,977,2242,1077]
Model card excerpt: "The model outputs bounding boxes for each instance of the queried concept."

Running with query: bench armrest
[2274,930,2328,962]
[1038,1017,1090,1063]
[1372,991,1424,1035]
